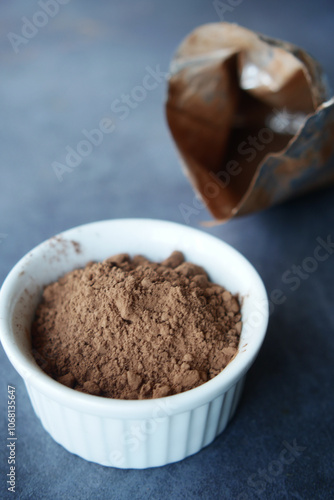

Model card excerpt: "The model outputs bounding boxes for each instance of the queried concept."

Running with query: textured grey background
[1,1,334,499]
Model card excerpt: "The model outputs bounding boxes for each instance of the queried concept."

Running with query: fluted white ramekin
[0,219,268,468]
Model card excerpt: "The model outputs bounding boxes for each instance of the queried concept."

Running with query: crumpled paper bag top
[166,23,334,223]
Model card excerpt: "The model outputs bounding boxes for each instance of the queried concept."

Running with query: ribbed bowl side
[25,376,245,469]
[26,383,126,466]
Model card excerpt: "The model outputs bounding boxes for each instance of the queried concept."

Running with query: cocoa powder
[31,251,242,399]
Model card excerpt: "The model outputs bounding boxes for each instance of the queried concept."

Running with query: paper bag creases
[166,23,334,222]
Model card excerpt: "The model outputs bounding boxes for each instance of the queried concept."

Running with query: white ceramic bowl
[0,219,268,468]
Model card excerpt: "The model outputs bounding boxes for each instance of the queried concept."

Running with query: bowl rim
[0,218,269,418]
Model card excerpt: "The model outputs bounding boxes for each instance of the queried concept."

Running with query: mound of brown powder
[31,251,242,399]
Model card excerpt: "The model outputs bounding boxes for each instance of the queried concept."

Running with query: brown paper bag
[166,23,334,223]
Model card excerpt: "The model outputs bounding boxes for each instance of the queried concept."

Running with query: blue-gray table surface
[1,1,333,499]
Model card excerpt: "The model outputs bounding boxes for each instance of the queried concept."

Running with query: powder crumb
[161,251,184,268]
[58,373,76,388]
[152,384,171,399]
[31,251,242,399]
[127,371,142,391]
[82,381,101,396]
